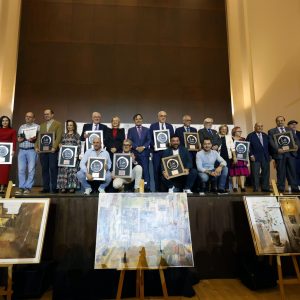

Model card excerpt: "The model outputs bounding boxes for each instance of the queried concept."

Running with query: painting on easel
[94,193,194,269]
[0,199,50,264]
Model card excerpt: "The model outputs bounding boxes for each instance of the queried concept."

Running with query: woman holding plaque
[57,120,80,193]
[230,126,250,192]
[0,116,17,193]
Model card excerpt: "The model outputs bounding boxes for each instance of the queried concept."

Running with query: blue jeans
[76,170,112,190]
[18,149,38,189]
[198,166,228,190]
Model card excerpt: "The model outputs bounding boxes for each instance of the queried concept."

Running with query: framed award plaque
[184,132,201,151]
[87,157,106,180]
[162,154,185,179]
[112,153,132,178]
[234,140,250,161]
[273,131,297,152]
[85,130,104,150]
[153,129,170,151]
[58,145,78,167]
[39,133,54,152]
[0,142,13,164]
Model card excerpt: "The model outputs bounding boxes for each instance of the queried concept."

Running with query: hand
[79,154,83,160]
[136,146,144,153]
[28,137,37,142]
[278,149,284,154]
[83,132,88,139]
[11,151,15,156]
[131,153,136,160]
[250,156,255,162]
[35,148,40,153]
[184,169,189,175]
[111,147,117,153]
[104,164,108,171]
[51,147,56,153]
[163,171,169,180]
[86,173,93,181]
[294,145,298,151]
[232,158,238,164]
[59,143,62,148]
[214,166,222,176]
[17,137,25,143]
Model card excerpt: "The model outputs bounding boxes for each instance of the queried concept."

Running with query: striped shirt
[18,123,40,149]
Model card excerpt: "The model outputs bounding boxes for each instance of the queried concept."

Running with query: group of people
[0,110,300,195]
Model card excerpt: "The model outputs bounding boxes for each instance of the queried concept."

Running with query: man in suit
[268,116,300,193]
[35,109,63,193]
[161,135,197,194]
[198,117,221,151]
[246,122,271,192]
[288,119,300,186]
[80,111,108,145]
[150,111,174,191]
[127,113,151,191]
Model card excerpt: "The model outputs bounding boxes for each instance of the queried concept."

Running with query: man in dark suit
[127,113,151,191]
[268,116,300,193]
[198,117,221,150]
[150,111,174,191]
[288,119,300,186]
[246,122,271,192]
[80,111,108,145]
[161,135,197,194]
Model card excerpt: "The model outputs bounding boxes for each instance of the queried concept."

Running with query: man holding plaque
[268,116,300,193]
[288,120,300,186]
[150,111,174,191]
[35,109,63,193]
[161,135,197,194]
[16,112,40,195]
[77,136,111,195]
[198,117,221,151]
[112,139,143,192]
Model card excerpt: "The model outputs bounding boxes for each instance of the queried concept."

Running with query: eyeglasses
[123,144,131,146]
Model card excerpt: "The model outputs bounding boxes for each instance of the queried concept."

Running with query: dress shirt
[196,150,227,173]
[46,119,54,131]
[80,148,111,173]
[172,149,179,155]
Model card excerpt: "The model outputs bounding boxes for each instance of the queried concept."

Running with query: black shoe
[52,189,59,194]
[278,189,285,193]
[217,189,228,195]
[262,189,271,193]
[40,189,50,193]
[241,188,246,192]
[291,188,300,193]
[253,189,259,192]
[233,188,238,192]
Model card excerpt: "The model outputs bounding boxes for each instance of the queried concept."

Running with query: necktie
[94,124,98,131]
[280,127,285,133]
[186,127,190,132]
[162,123,165,130]
[258,133,263,146]
[137,126,142,138]
[208,129,212,135]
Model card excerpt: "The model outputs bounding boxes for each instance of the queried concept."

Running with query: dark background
[13,0,232,127]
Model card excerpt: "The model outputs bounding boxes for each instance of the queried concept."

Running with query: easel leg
[7,265,13,300]
[116,270,125,300]
[159,268,168,300]
[292,256,300,282]
[5,181,13,199]
[136,269,140,298]
[140,270,144,300]
[276,255,286,300]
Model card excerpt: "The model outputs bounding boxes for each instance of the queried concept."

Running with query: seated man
[161,134,197,194]
[77,136,111,195]
[196,137,228,194]
[113,139,143,192]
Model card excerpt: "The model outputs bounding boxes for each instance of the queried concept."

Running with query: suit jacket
[268,127,299,159]
[246,131,270,162]
[105,128,125,153]
[198,128,221,147]
[127,126,151,157]
[35,120,63,150]
[296,130,300,158]
[175,126,197,146]
[162,145,193,170]
[149,122,174,151]
[80,123,108,143]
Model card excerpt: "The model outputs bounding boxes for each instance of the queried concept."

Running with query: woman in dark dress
[57,120,81,193]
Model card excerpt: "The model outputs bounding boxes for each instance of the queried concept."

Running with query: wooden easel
[116,247,168,300]
[0,180,14,299]
[270,180,300,300]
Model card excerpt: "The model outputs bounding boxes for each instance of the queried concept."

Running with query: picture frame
[273,131,297,152]
[85,130,104,150]
[87,157,106,180]
[39,132,54,152]
[153,129,170,151]
[234,140,250,161]
[22,126,38,140]
[0,142,13,164]
[112,153,132,178]
[162,154,185,179]
[58,145,78,167]
[183,132,201,151]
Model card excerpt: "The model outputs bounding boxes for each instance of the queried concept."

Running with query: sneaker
[183,189,193,194]
[15,189,24,195]
[199,192,206,196]
[217,189,228,195]
[23,189,31,194]
[98,188,106,193]
[168,186,175,193]
[134,188,140,193]
[84,188,92,195]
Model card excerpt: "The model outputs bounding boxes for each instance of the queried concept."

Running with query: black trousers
[40,152,58,191]
[250,158,270,191]
[275,155,298,191]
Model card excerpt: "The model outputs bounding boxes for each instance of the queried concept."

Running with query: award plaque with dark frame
[39,133,54,152]
[183,132,201,151]
[112,153,132,178]
[85,130,104,150]
[58,145,78,167]
[0,142,13,164]
[153,129,170,151]
[273,131,297,152]
[87,157,106,181]
[162,154,185,179]
[234,140,250,161]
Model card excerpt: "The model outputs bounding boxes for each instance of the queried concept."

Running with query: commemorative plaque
[0,142,13,164]
[23,126,38,140]
[234,140,250,161]
[112,153,132,178]
[273,131,297,152]
[87,157,106,180]
[153,129,170,151]
[58,145,78,167]
[162,154,185,179]
[39,133,54,152]
[85,130,104,150]
[184,132,201,151]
